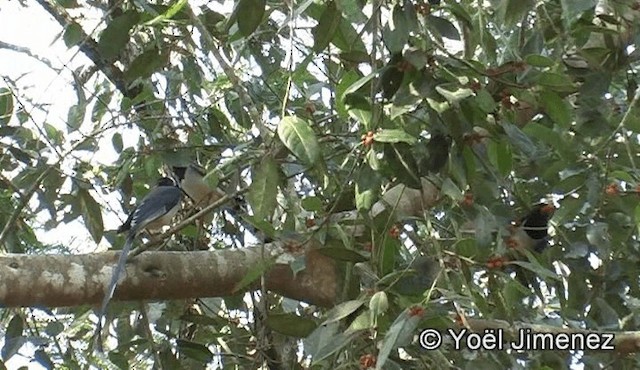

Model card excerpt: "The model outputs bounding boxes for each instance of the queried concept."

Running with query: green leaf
[525,54,554,67]
[111,132,123,153]
[501,122,539,158]
[265,313,318,337]
[317,246,368,262]
[233,258,275,293]
[176,339,214,363]
[382,4,409,53]
[474,89,497,113]
[508,260,561,281]
[2,314,24,361]
[63,22,84,47]
[369,291,389,324]
[144,0,188,25]
[322,300,365,325]
[500,0,534,27]
[561,0,597,24]
[66,104,85,132]
[97,10,140,60]
[435,85,474,104]
[301,196,323,212]
[238,0,266,37]
[539,90,571,128]
[373,129,417,145]
[356,166,379,211]
[247,156,279,221]
[536,72,576,92]
[0,87,14,125]
[277,116,321,166]
[376,308,422,369]
[124,47,170,82]
[78,188,104,244]
[428,15,460,40]
[487,140,512,176]
[312,1,341,52]
[383,143,421,189]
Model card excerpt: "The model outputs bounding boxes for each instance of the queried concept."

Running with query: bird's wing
[129,186,182,234]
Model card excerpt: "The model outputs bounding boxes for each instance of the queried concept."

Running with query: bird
[93,177,182,350]
[172,163,223,208]
[506,203,555,253]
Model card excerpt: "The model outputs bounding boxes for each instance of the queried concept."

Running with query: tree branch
[0,243,338,308]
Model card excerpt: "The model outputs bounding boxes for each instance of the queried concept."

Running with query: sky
[1,2,107,368]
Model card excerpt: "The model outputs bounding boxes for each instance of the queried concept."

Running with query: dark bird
[94,177,182,351]
[421,133,451,175]
[507,203,555,253]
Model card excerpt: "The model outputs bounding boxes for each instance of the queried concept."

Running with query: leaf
[525,54,554,67]
[301,196,323,212]
[487,140,512,176]
[322,300,365,325]
[435,85,474,104]
[356,166,379,211]
[247,156,279,220]
[63,22,84,47]
[369,291,389,324]
[176,339,214,363]
[536,72,576,92]
[233,258,275,293]
[373,129,417,145]
[144,0,188,25]
[501,122,539,158]
[0,87,14,126]
[66,104,85,132]
[2,314,24,361]
[382,4,409,53]
[111,132,123,153]
[383,143,421,189]
[265,313,318,337]
[277,116,321,166]
[508,260,561,281]
[317,246,368,262]
[428,15,460,40]
[306,323,358,364]
[376,308,422,369]
[97,10,140,60]
[539,90,571,128]
[312,1,341,52]
[124,47,170,82]
[238,0,266,37]
[500,0,534,27]
[78,188,104,244]
[561,0,597,24]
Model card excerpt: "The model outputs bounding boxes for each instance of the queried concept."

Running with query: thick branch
[0,243,338,308]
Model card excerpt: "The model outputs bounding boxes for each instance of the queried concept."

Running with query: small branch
[0,40,57,71]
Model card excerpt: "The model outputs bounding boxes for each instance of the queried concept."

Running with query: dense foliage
[2,0,640,368]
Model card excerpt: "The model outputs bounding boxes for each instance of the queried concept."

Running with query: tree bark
[0,242,338,308]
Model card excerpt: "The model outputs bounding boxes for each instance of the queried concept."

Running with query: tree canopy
[2,0,640,368]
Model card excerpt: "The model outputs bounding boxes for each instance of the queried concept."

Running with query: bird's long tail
[92,234,134,352]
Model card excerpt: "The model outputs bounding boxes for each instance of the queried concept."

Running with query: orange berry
[359,354,377,369]
[605,183,619,195]
[389,225,401,239]
[409,305,425,317]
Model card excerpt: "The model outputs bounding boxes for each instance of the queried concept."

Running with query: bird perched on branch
[172,164,223,208]
[506,203,555,253]
[93,177,182,351]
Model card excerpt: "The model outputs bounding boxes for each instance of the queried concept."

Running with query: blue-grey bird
[93,177,182,350]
